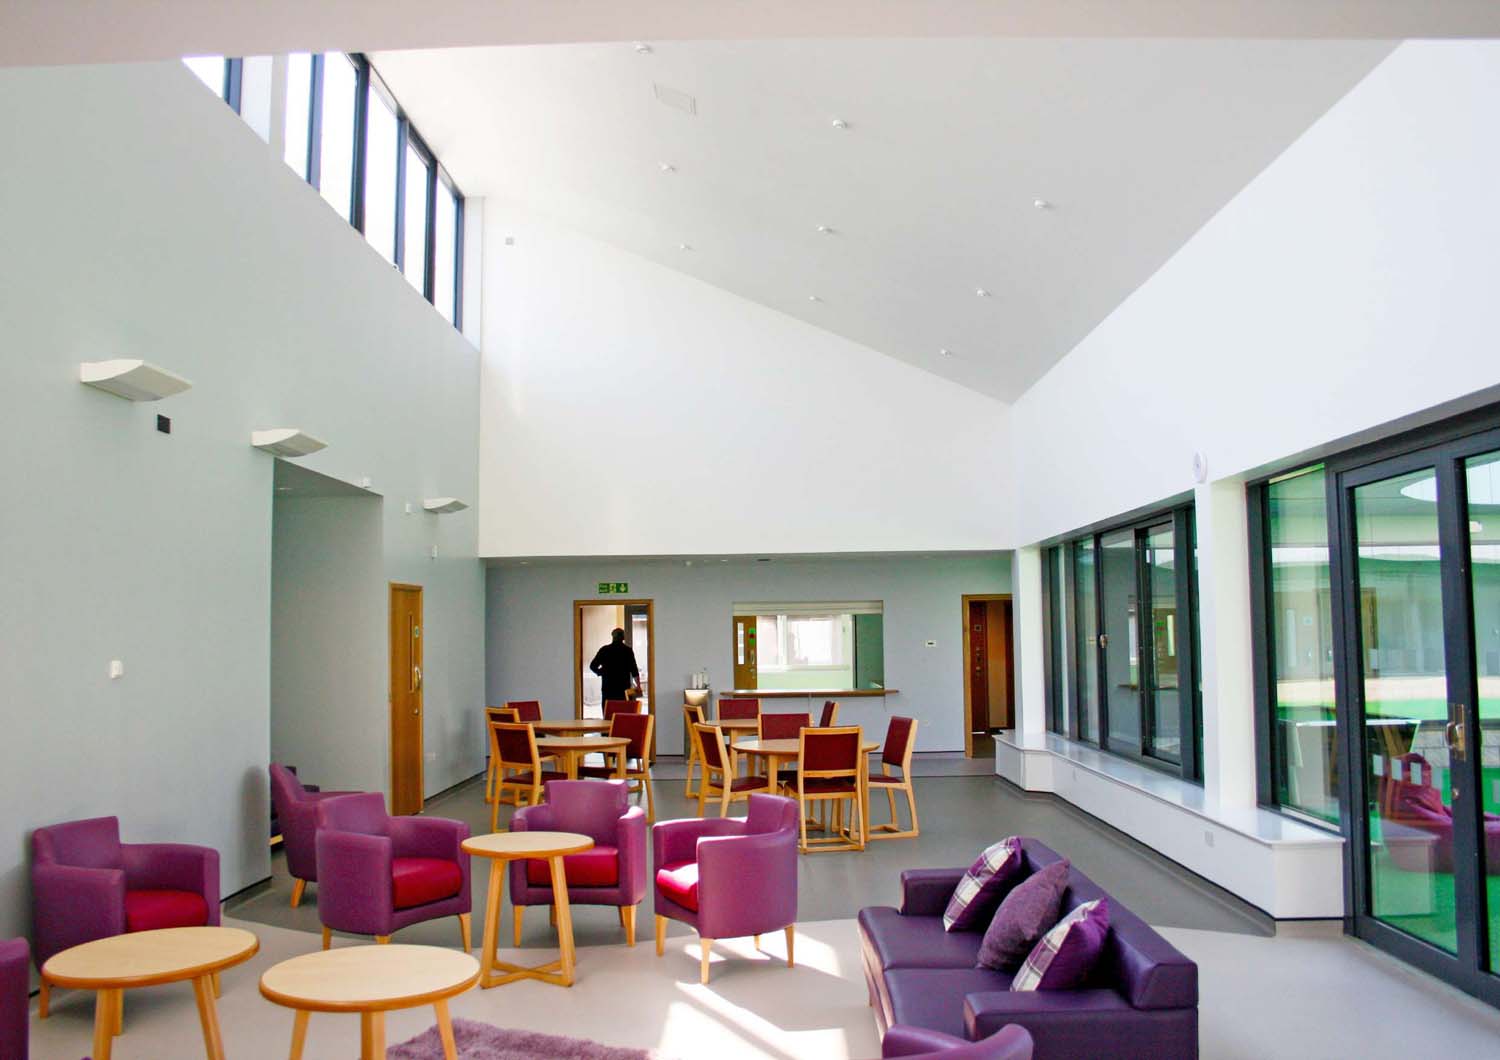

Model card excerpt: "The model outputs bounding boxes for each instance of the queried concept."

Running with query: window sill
[724,688,899,698]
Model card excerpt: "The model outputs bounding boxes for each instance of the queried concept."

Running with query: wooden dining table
[535,735,630,780]
[531,718,614,735]
[732,737,881,837]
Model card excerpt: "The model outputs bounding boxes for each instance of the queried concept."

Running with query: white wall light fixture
[423,497,468,514]
[251,428,327,458]
[80,359,192,401]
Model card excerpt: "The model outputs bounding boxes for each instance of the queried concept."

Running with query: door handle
[1098,634,1109,648]
[1445,711,1466,761]
[413,665,423,692]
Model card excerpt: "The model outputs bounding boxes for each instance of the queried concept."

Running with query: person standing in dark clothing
[590,627,641,705]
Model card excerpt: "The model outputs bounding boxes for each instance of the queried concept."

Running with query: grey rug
[387,1018,656,1059]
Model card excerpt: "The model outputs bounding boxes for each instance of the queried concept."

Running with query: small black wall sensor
[156,415,171,434]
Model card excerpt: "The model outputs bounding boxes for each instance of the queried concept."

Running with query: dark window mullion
[224,58,243,114]
[1174,506,1200,780]
[454,195,465,329]
[423,161,438,304]
[307,53,326,191]
[350,56,370,233]
[393,119,409,271]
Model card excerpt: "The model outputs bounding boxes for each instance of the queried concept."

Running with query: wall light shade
[251,428,327,458]
[423,497,468,514]
[80,359,192,401]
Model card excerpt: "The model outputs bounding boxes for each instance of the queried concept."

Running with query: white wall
[0,60,484,936]
[1013,40,1500,546]
[486,554,1010,755]
[478,204,1015,557]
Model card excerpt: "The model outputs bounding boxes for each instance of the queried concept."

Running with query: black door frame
[1328,420,1500,1006]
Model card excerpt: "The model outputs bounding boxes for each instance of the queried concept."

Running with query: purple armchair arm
[696,825,797,940]
[390,816,470,862]
[617,806,648,905]
[123,842,221,925]
[316,830,395,935]
[0,938,27,1060]
[510,802,558,833]
[899,868,966,918]
[883,1025,1034,1059]
[652,816,742,868]
[32,863,126,965]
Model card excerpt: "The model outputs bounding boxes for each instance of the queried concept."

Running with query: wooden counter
[720,689,898,699]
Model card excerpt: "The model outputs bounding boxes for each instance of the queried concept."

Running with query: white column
[1195,477,1258,810]
[1014,546,1047,741]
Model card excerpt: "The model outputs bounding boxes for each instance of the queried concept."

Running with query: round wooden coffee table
[462,830,594,988]
[259,944,479,1060]
[42,925,259,1060]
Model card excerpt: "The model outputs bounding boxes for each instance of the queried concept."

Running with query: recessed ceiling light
[634,42,653,54]
[830,118,849,130]
[976,288,991,298]
[816,225,836,235]
[1033,198,1052,210]
[677,243,693,251]
[658,162,676,173]
[939,347,953,357]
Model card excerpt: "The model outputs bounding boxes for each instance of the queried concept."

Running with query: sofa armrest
[652,816,740,868]
[880,1025,971,1056]
[964,987,1133,1042]
[31,863,126,964]
[899,868,966,918]
[123,843,220,919]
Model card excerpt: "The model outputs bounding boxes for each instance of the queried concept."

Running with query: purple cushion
[976,859,1070,970]
[1011,897,1109,990]
[944,837,1024,931]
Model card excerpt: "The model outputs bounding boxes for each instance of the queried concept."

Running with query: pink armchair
[315,794,472,950]
[509,780,648,945]
[31,816,219,1016]
[653,793,799,983]
[1,937,28,1059]
[268,764,362,908]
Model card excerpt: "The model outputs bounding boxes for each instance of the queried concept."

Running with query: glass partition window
[434,174,459,323]
[403,142,431,294]
[363,77,400,264]
[317,53,358,220]
[183,56,229,99]
[283,53,313,179]
[732,604,884,691]
[1145,522,1181,763]
[1463,451,1500,970]
[1074,540,1100,742]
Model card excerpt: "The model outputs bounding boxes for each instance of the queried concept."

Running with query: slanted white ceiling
[374,38,1392,399]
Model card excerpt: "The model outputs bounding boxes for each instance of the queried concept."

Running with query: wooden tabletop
[535,735,630,752]
[711,718,759,731]
[734,738,881,756]
[44,927,259,990]
[258,944,479,1013]
[462,831,595,859]
[531,719,613,733]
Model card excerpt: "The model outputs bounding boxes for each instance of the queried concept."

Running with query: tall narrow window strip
[318,53,359,221]
[1074,540,1100,743]
[433,175,458,322]
[283,53,313,180]
[363,79,400,265]
[403,143,431,294]
[183,56,227,97]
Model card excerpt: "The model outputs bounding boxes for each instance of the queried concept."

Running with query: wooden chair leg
[907,782,920,837]
[38,980,49,1019]
[655,915,667,956]
[375,935,391,944]
[490,786,502,833]
[549,904,557,926]
[885,787,899,828]
[719,784,732,818]
[699,937,713,984]
[785,924,795,968]
[799,797,809,853]
[290,878,306,909]
[622,904,637,947]
[697,782,709,819]
[458,912,472,952]
[753,934,760,949]
[643,769,656,822]
[321,926,332,950]
[513,904,524,947]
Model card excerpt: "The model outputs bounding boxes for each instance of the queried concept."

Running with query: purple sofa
[510,780,647,945]
[1,937,28,1059]
[315,793,472,949]
[859,839,1197,1059]
[882,1025,1034,1059]
[653,793,799,983]
[269,764,362,908]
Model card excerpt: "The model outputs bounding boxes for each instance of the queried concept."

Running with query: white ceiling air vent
[653,83,697,116]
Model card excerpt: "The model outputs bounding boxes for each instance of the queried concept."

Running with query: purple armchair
[1,937,28,1060]
[269,764,361,908]
[653,793,799,984]
[509,780,647,945]
[31,816,219,1017]
[315,794,472,951]
[882,1025,1034,1059]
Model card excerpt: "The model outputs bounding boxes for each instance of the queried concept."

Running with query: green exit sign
[597,582,630,595]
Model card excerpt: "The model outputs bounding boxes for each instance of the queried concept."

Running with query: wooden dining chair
[692,723,771,818]
[758,712,811,740]
[867,716,920,840]
[484,707,519,803]
[818,700,840,726]
[795,726,865,853]
[488,721,566,831]
[507,700,543,723]
[604,699,641,720]
[683,703,707,798]
[716,697,760,721]
[578,711,656,820]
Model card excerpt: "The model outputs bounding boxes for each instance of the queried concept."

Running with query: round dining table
[535,735,630,780]
[531,718,614,735]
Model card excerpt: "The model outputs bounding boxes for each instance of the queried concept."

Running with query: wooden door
[389,583,424,815]
[732,615,757,691]
[969,600,989,735]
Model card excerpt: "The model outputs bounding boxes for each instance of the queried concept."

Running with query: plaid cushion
[1010,898,1109,991]
[943,837,1023,931]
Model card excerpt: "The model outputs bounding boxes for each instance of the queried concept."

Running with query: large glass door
[1338,433,1500,1003]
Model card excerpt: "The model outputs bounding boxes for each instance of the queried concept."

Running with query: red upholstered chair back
[317,793,390,837]
[883,716,918,767]
[694,723,728,772]
[717,697,760,721]
[603,699,640,720]
[485,706,518,729]
[800,727,861,777]
[508,700,543,723]
[491,721,539,768]
[819,700,839,727]
[759,712,810,740]
[610,711,653,761]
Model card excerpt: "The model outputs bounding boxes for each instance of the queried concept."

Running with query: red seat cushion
[802,777,858,793]
[655,861,700,912]
[525,846,620,887]
[728,775,771,792]
[391,857,463,909]
[124,889,209,933]
[867,774,904,785]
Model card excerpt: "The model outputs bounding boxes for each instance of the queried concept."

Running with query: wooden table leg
[92,989,117,1060]
[288,1010,309,1060]
[192,974,226,1059]
[564,750,579,780]
[435,999,458,1060]
[360,1011,385,1060]
[614,747,627,780]
[478,858,503,986]
[111,987,123,1035]
[549,855,576,985]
